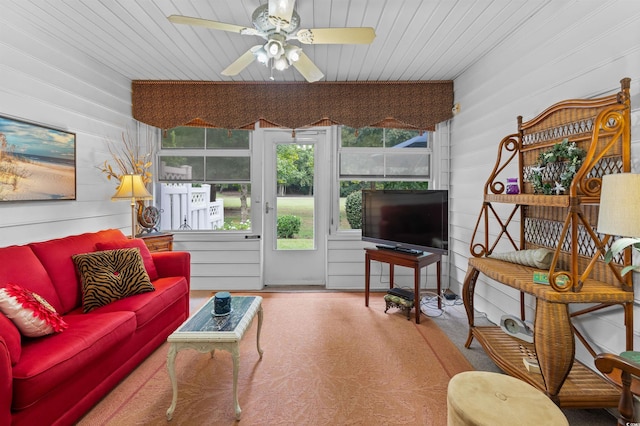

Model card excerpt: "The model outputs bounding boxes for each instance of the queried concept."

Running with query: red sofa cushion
[95,238,159,281]
[11,310,136,411]
[90,276,188,328]
[29,229,127,314]
[0,245,62,313]
[0,314,20,365]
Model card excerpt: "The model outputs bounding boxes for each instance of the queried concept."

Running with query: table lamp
[111,174,153,238]
[597,173,640,238]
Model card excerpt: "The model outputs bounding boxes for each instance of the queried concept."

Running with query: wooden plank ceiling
[2,0,555,82]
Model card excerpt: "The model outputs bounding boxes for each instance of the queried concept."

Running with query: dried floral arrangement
[98,130,154,186]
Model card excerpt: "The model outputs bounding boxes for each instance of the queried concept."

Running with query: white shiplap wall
[1,2,638,358]
[0,8,142,244]
[449,1,640,364]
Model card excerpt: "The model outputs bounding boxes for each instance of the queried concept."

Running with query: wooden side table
[140,233,174,252]
[364,248,442,324]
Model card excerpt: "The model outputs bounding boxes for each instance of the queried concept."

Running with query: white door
[263,129,327,286]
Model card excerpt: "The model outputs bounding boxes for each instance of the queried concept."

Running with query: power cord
[418,289,463,318]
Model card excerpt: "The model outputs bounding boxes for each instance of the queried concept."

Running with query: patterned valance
[131,80,454,131]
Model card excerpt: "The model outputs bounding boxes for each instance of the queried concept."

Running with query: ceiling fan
[168,0,376,82]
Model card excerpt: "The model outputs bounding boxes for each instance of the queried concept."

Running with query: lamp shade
[111,175,152,201]
[597,173,640,237]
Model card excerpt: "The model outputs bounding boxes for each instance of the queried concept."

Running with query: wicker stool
[447,371,568,426]
[383,293,414,320]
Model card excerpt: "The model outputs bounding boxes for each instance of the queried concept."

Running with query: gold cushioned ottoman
[383,293,414,320]
[447,371,568,426]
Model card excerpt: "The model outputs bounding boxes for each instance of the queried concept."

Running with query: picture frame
[0,114,76,201]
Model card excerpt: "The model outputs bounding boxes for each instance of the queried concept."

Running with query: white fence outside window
[159,183,224,231]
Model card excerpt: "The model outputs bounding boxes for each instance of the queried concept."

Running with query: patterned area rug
[77,292,473,425]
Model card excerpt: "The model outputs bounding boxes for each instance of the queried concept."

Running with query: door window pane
[275,144,314,250]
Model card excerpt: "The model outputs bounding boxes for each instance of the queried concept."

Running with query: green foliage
[276,144,315,195]
[340,181,368,197]
[529,138,586,195]
[339,181,429,197]
[277,214,301,238]
[604,237,640,276]
[345,191,363,229]
[380,181,429,190]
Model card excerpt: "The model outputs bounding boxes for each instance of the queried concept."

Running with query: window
[338,127,432,231]
[156,127,252,232]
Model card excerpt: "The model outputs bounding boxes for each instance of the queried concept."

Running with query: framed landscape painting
[0,115,76,201]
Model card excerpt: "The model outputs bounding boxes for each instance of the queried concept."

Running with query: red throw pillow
[0,283,68,337]
[96,238,159,281]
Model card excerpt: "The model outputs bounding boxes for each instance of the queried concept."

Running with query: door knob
[265,202,274,214]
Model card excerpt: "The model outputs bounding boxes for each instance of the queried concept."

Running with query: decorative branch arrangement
[98,130,154,186]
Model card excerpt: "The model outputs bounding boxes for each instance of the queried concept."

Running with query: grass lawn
[218,193,352,249]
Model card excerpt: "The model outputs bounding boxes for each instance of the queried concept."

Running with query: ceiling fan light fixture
[274,56,289,71]
[265,38,284,58]
[284,44,301,63]
[253,46,269,65]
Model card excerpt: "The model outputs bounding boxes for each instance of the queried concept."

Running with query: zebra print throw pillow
[72,248,154,313]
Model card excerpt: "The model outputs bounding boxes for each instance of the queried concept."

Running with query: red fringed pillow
[0,283,68,337]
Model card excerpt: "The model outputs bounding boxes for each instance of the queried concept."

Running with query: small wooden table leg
[414,265,421,324]
[365,252,371,307]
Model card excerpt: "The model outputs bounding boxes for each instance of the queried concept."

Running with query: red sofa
[0,229,190,426]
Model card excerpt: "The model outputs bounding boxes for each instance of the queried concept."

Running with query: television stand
[364,248,442,324]
[375,245,423,256]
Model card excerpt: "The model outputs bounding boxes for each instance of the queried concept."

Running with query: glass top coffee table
[166,295,263,421]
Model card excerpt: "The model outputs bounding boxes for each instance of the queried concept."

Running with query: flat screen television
[361,190,448,255]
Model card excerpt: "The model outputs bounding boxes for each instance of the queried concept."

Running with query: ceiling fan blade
[293,51,324,83]
[268,0,296,26]
[221,47,261,76]
[168,15,249,34]
[296,27,376,44]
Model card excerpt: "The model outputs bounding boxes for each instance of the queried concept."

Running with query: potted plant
[605,238,640,276]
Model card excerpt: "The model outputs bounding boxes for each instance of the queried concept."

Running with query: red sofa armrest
[151,251,191,286]
[0,336,12,426]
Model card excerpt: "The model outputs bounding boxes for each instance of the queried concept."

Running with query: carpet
[77,292,473,425]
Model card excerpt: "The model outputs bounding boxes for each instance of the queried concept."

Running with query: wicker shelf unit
[462,78,633,408]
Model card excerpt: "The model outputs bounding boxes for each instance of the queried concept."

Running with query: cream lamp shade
[597,173,640,238]
[111,174,153,237]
